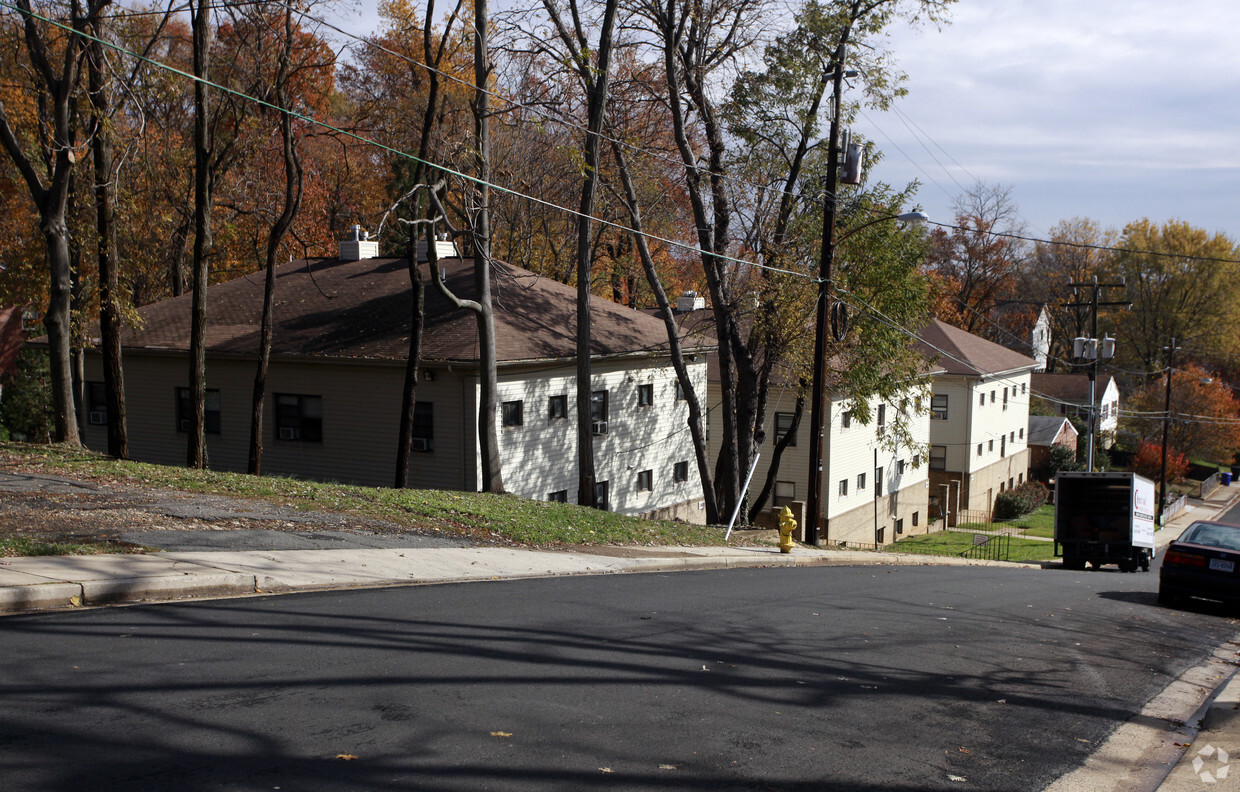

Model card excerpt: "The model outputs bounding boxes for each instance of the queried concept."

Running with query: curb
[80,573,257,604]
[0,582,83,613]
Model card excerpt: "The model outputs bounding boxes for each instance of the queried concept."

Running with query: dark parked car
[1159,520,1240,608]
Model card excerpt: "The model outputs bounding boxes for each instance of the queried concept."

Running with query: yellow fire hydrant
[778,506,797,554]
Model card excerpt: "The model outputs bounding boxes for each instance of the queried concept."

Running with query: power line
[0,0,813,282]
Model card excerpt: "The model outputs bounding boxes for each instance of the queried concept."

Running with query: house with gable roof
[914,319,1040,525]
[1030,372,1120,445]
[79,236,709,521]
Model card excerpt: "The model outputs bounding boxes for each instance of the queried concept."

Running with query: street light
[803,207,929,545]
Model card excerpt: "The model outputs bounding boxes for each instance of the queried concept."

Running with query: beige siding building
[81,242,708,521]
[915,320,1040,525]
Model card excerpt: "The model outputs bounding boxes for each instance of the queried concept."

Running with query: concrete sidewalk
[0,540,1039,614]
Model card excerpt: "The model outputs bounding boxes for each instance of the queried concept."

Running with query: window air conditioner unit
[279,426,300,441]
[410,437,432,452]
[88,411,107,425]
[591,420,608,436]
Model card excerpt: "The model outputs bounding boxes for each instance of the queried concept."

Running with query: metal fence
[1161,493,1188,525]
[959,533,1010,562]
[1199,472,1222,498]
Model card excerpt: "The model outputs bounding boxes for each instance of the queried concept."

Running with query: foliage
[0,348,53,443]
[1126,363,1240,465]
[992,480,1048,520]
[1045,443,1081,476]
[0,537,142,558]
[1107,220,1240,375]
[1131,439,1189,484]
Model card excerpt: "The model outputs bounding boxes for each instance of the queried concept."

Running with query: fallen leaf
[491,731,513,738]
[69,595,82,607]
[1075,738,1090,743]
[958,747,970,754]
[599,768,614,774]
[948,774,967,782]
[336,754,357,761]
[659,764,678,770]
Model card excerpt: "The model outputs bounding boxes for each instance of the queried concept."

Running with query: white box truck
[1054,471,1156,572]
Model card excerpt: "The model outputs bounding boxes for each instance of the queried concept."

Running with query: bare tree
[247,4,305,475]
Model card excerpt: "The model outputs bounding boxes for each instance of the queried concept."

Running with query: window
[1022,383,1027,394]
[675,380,686,401]
[988,439,994,451]
[895,518,904,535]
[912,511,920,527]
[1009,477,1015,490]
[412,402,433,451]
[875,467,883,495]
[774,481,795,508]
[637,469,653,491]
[774,412,797,445]
[502,400,524,427]
[548,490,568,503]
[591,390,609,434]
[979,393,985,407]
[842,410,852,429]
[1019,427,1025,439]
[1018,473,1024,485]
[913,454,921,468]
[673,461,689,482]
[857,472,866,491]
[930,446,946,470]
[897,459,906,475]
[86,381,107,424]
[930,394,948,420]
[638,383,654,407]
[839,479,848,497]
[548,394,567,420]
[977,443,983,456]
[1003,387,1009,410]
[990,390,996,403]
[1000,482,1005,493]
[274,393,320,442]
[177,387,222,435]
[877,404,886,426]
[1010,431,1015,442]
[1001,436,1006,457]
[594,480,610,511]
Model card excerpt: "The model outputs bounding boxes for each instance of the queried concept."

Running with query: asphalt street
[2,560,1236,792]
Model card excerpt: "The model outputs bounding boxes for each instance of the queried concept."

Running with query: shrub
[994,480,1050,520]
[1132,439,1188,483]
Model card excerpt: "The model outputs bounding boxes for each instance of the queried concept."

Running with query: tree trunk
[249,6,303,476]
[472,0,504,493]
[88,0,128,459]
[395,226,426,488]
[187,0,213,468]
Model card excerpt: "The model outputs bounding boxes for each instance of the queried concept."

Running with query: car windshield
[1180,522,1240,551]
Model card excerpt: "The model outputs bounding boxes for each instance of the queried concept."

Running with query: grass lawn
[0,537,142,558]
[1010,505,1055,538]
[884,529,1058,562]
[0,442,740,551]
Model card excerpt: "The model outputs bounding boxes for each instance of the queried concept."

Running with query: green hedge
[993,480,1049,520]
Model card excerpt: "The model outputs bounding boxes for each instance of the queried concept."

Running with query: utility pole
[805,53,852,547]
[1158,338,1181,524]
[1067,277,1126,471]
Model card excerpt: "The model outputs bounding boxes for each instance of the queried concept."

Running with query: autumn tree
[0,0,90,445]
[923,182,1026,335]
[1107,219,1240,375]
[1127,363,1240,465]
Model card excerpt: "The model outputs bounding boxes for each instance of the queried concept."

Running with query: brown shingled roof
[914,318,1038,376]
[119,256,679,363]
[1031,372,1116,404]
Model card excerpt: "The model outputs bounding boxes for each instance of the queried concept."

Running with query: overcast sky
[854,0,1240,242]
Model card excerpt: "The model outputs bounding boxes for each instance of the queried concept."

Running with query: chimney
[676,291,705,312]
[415,235,460,263]
[338,225,380,261]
